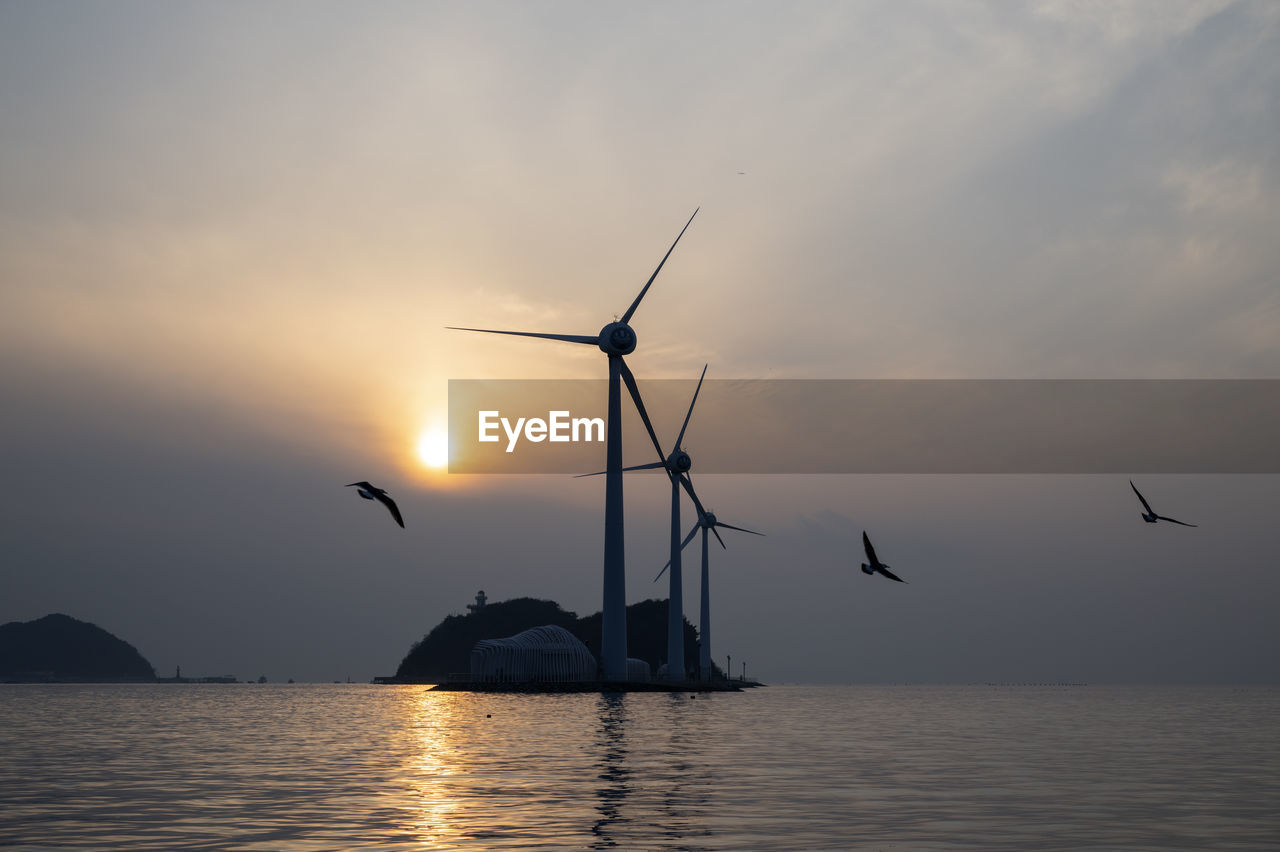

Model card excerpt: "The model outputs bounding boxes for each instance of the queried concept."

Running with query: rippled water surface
[1,684,1277,850]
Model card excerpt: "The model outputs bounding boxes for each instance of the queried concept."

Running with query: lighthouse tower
[466,590,487,613]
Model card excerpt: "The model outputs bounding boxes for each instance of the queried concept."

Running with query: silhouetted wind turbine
[449,209,699,681]
[861,531,905,582]
[346,481,404,528]
[1130,481,1197,527]
[656,496,763,680]
[579,364,713,680]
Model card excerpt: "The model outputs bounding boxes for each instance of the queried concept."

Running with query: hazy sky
[2,1,1277,683]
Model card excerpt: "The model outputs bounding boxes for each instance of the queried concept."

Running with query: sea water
[1,684,1277,850]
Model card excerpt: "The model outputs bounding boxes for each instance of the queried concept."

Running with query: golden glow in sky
[416,426,449,469]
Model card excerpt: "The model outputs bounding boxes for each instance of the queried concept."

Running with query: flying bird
[1130,481,1196,527]
[346,481,404,528]
[861,531,906,582]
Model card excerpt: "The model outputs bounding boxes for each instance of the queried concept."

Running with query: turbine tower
[449,209,698,681]
[581,365,712,680]
[656,499,762,680]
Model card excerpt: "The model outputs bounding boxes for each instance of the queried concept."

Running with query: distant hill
[0,613,157,682]
[394,597,703,683]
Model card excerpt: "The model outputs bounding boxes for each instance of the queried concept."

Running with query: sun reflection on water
[401,688,468,849]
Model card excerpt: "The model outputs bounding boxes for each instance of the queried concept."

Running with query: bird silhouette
[346,481,404,528]
[861,531,905,582]
[1130,481,1196,527]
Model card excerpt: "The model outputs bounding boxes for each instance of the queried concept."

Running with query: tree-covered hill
[395,597,577,682]
[394,597,700,683]
[0,613,157,682]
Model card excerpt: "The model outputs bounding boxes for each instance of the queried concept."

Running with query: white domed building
[469,625,597,683]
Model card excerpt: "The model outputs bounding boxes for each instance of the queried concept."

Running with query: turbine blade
[619,208,699,324]
[678,473,709,521]
[446,327,600,346]
[654,523,700,582]
[716,521,764,536]
[573,461,666,478]
[619,359,668,463]
[673,363,708,453]
[711,525,726,550]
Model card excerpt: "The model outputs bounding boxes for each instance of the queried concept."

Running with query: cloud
[2,1,1277,682]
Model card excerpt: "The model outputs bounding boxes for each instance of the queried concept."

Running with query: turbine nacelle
[598,321,637,356]
[701,511,717,527]
[668,449,692,473]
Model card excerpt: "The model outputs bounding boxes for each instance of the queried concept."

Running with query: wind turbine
[449,209,699,681]
[655,494,763,680]
[580,364,712,680]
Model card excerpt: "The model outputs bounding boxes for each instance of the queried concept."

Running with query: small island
[0,613,157,683]
[384,593,758,692]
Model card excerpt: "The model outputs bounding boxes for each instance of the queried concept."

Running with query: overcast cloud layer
[2,1,1277,683]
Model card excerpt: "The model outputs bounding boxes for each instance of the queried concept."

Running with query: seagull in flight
[1130,481,1196,527]
[346,481,404,528]
[861,531,906,582]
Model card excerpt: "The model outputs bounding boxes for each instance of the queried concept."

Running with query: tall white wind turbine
[449,210,699,681]
[655,494,763,680]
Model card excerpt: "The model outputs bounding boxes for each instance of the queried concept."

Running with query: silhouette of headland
[0,613,157,683]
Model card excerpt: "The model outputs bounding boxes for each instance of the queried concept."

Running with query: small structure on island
[468,624,654,684]
[470,625,595,683]
[626,658,652,682]
[466,590,487,613]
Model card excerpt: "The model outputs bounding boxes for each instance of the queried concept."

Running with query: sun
[416,427,450,469]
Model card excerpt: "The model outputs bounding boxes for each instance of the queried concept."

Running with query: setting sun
[416,427,449,469]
